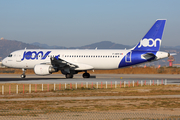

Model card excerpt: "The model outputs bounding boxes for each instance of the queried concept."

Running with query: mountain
[78,41,131,49]
[0,39,41,60]
[1,39,180,67]
[31,42,66,49]
[31,41,132,49]
[28,41,180,67]
[0,40,131,60]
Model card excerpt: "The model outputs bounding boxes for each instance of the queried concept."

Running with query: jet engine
[34,64,58,75]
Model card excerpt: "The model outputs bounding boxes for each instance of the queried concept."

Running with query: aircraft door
[125,51,132,63]
[16,52,23,62]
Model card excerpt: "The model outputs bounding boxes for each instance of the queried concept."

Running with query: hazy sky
[1,0,180,47]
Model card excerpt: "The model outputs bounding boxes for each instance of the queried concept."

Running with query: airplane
[2,19,169,79]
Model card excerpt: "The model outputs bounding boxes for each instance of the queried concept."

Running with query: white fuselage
[2,49,130,70]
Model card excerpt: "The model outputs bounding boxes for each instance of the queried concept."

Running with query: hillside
[78,41,131,49]
[0,39,41,60]
[31,41,132,49]
[0,39,180,67]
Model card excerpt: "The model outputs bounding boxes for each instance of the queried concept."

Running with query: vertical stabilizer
[133,19,166,51]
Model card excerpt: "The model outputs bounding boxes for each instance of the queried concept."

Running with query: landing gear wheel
[21,68,27,78]
[83,73,90,78]
[21,74,26,78]
[65,74,73,78]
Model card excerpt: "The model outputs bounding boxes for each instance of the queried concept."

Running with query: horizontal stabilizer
[141,53,156,61]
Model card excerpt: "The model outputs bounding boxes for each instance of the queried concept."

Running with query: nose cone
[2,58,7,66]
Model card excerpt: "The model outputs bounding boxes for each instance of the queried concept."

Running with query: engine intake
[34,64,58,75]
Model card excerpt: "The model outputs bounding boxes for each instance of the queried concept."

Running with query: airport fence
[0,79,167,95]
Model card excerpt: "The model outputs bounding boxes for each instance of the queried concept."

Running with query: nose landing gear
[21,68,26,78]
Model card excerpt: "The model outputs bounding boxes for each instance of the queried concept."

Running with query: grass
[0,98,180,116]
[0,82,179,116]
[1,67,180,74]
[0,92,179,117]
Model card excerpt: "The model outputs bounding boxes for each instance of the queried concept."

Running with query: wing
[50,56,93,71]
[50,57,78,68]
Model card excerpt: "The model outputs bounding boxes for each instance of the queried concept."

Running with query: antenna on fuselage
[25,47,26,50]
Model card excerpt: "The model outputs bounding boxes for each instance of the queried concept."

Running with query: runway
[0,74,180,85]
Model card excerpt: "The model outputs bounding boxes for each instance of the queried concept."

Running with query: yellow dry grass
[0,84,180,117]
[1,67,180,74]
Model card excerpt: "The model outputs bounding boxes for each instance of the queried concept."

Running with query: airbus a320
[2,19,169,78]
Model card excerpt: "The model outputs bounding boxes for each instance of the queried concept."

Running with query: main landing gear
[65,74,73,78]
[65,71,90,78]
[21,68,26,78]
[82,72,90,78]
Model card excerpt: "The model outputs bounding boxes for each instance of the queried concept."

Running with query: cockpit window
[8,54,12,57]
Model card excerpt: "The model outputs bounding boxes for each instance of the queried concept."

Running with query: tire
[82,73,90,78]
[21,74,26,78]
[66,74,73,78]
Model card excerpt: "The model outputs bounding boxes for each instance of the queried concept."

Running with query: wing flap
[50,57,93,70]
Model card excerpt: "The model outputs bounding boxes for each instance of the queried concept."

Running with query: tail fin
[133,19,166,51]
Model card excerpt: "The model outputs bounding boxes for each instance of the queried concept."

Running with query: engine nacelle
[34,64,58,76]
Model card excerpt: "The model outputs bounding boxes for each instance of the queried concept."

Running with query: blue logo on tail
[138,38,161,48]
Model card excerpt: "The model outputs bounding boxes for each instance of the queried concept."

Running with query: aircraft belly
[77,59,120,70]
